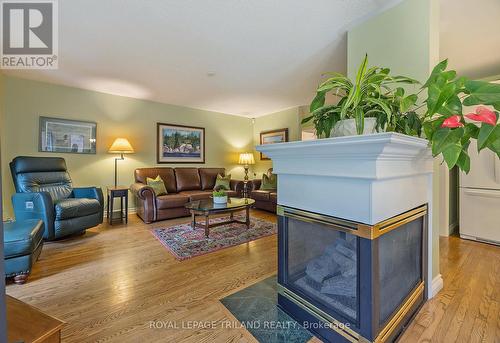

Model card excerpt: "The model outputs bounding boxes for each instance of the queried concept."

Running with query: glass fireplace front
[277,205,428,342]
[284,217,358,323]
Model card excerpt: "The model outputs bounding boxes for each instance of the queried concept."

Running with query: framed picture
[157,123,205,164]
[260,128,289,160]
[39,116,97,154]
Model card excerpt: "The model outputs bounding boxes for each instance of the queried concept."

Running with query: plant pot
[213,195,228,204]
[330,118,378,137]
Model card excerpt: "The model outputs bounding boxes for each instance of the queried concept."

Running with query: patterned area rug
[151,216,277,260]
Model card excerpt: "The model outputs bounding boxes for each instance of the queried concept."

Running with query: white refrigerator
[460,140,500,245]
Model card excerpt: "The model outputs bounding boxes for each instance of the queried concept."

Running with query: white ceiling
[440,0,500,80]
[3,0,402,117]
[4,0,499,117]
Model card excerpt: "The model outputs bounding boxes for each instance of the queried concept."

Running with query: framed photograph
[39,116,97,154]
[157,123,205,164]
[260,128,289,160]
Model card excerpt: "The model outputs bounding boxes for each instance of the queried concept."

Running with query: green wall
[1,76,254,219]
[0,71,6,342]
[347,0,441,281]
[252,107,301,175]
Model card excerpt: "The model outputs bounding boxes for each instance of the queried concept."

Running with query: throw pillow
[260,173,277,190]
[146,175,168,196]
[214,174,231,190]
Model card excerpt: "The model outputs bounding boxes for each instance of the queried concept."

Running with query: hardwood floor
[400,236,500,343]
[6,211,500,343]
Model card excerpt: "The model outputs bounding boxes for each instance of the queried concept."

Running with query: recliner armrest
[72,187,104,223]
[72,187,104,204]
[11,192,55,240]
[130,183,155,200]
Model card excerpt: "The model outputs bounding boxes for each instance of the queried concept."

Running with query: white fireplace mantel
[256,132,438,298]
[256,132,433,224]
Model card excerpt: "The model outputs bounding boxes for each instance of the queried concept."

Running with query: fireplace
[256,133,437,342]
[277,205,427,342]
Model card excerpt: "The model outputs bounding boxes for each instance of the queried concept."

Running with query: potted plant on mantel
[303,55,500,173]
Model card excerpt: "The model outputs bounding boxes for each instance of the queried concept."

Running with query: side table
[107,186,129,225]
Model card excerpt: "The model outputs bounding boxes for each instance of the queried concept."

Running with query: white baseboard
[430,274,444,298]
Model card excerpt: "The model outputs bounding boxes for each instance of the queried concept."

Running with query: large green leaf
[456,150,471,174]
[428,82,457,116]
[431,127,464,156]
[461,123,479,145]
[442,143,462,168]
[423,117,446,140]
[463,80,500,110]
[422,59,448,88]
[367,97,393,124]
[439,95,462,116]
[400,94,418,113]
[477,124,500,151]
[310,91,326,112]
[354,107,364,135]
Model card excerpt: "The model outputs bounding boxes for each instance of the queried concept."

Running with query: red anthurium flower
[441,115,464,128]
[465,106,497,126]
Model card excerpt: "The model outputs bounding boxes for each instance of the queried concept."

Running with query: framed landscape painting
[39,116,97,154]
[259,128,288,160]
[157,123,205,163]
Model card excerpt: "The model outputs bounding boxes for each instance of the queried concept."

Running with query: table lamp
[108,138,134,187]
[238,152,255,181]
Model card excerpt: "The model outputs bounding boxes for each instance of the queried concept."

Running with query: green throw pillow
[214,174,231,190]
[146,175,167,196]
[260,173,277,190]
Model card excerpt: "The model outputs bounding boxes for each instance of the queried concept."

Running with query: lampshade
[238,152,255,165]
[108,138,134,153]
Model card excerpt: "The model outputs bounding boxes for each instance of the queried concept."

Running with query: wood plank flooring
[6,210,500,342]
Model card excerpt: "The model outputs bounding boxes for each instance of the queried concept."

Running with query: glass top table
[185,197,255,237]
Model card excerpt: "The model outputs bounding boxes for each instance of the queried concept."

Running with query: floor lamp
[108,138,134,187]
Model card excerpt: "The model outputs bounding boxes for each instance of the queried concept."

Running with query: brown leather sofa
[249,179,277,213]
[130,167,244,223]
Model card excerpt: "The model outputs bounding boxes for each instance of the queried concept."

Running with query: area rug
[151,216,276,260]
[220,276,313,343]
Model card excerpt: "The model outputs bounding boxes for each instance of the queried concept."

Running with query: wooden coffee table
[185,197,255,237]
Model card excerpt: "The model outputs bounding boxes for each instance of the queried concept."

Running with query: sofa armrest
[130,183,155,200]
[130,183,156,223]
[11,192,54,240]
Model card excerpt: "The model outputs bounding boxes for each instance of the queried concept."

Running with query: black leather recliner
[10,156,104,240]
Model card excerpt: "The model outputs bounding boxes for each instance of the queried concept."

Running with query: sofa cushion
[251,190,271,201]
[135,168,177,193]
[4,219,44,258]
[214,174,231,190]
[260,173,277,190]
[178,190,212,201]
[55,198,101,220]
[146,175,168,196]
[175,168,201,191]
[199,168,225,190]
[156,194,190,209]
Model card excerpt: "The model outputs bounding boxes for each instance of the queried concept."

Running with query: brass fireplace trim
[375,282,424,343]
[279,282,424,343]
[277,283,364,343]
[278,205,427,240]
